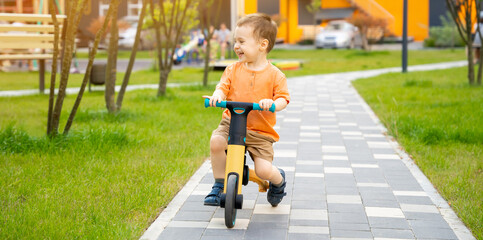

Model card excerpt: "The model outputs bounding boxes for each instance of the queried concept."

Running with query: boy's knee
[255,166,272,180]
[210,135,227,152]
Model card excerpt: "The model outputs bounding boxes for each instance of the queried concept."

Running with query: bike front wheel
[224,174,238,228]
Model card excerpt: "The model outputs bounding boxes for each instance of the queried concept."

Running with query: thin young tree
[48,0,86,136]
[116,0,149,110]
[306,0,321,43]
[63,3,115,134]
[446,0,477,85]
[47,0,60,135]
[199,0,222,86]
[149,0,198,97]
[105,0,121,113]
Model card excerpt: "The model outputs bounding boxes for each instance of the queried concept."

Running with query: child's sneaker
[267,168,287,207]
[204,182,224,206]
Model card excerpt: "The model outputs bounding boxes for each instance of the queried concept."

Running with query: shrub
[424,12,464,48]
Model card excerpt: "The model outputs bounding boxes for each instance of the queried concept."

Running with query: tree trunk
[116,0,147,110]
[63,3,114,135]
[361,32,369,51]
[467,43,475,85]
[51,0,84,136]
[157,68,170,96]
[47,0,60,136]
[105,0,120,113]
[202,39,212,86]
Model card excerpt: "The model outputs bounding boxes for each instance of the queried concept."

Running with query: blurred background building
[0,0,448,45]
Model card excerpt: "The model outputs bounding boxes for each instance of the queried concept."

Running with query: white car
[315,20,359,49]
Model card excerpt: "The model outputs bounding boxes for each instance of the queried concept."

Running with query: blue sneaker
[267,168,287,207]
[204,182,224,206]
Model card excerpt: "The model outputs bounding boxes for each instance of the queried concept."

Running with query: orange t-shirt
[216,61,290,141]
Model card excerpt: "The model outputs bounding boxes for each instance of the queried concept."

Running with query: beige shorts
[212,118,275,162]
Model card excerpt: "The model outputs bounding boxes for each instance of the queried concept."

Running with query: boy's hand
[259,99,274,111]
[209,93,225,107]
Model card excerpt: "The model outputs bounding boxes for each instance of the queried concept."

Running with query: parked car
[315,20,359,49]
[118,22,138,49]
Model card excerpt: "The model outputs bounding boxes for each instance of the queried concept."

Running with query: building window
[99,0,110,17]
[126,0,143,21]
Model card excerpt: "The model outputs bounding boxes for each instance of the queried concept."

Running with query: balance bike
[204,98,275,228]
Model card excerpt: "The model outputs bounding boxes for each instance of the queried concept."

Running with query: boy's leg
[204,119,229,206]
[253,158,283,184]
[210,135,227,179]
[253,157,287,207]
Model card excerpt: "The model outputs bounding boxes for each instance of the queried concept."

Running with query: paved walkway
[140,61,475,240]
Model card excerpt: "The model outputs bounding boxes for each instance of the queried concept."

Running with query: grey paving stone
[173,210,214,222]
[290,200,327,209]
[362,199,401,208]
[404,212,448,221]
[327,203,365,213]
[328,212,368,224]
[250,214,289,223]
[360,190,396,201]
[368,217,411,229]
[329,222,370,231]
[321,160,349,168]
[245,223,288,240]
[329,229,373,238]
[288,233,330,240]
[325,186,359,195]
[372,228,415,239]
[202,229,245,238]
[294,165,324,173]
[408,219,452,229]
[185,194,206,202]
[396,196,434,205]
[200,235,243,240]
[412,226,458,239]
[289,219,329,226]
[213,208,252,219]
[157,227,204,240]
[180,201,217,212]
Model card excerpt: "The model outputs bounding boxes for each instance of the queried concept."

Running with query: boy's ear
[259,39,269,52]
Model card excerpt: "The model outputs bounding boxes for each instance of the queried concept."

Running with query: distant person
[216,23,231,60]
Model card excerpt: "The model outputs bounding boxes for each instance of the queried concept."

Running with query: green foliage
[424,12,464,48]
[353,67,482,239]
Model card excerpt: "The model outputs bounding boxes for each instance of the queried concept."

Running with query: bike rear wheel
[224,174,238,228]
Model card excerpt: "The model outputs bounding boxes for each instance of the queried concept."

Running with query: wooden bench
[0,13,66,93]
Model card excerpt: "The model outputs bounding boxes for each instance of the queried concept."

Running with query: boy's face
[233,25,267,63]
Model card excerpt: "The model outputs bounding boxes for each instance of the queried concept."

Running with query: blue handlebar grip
[204,98,227,108]
[253,103,276,113]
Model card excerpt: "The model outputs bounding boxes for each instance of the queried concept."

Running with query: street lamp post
[402,0,408,73]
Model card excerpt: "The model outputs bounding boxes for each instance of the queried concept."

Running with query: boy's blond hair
[237,13,278,53]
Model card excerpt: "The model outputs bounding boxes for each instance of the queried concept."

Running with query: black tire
[224,174,237,228]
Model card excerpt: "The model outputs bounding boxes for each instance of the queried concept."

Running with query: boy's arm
[259,98,288,112]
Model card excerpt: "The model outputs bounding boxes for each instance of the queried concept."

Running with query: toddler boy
[205,13,290,207]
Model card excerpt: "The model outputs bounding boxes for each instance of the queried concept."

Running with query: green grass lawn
[353,67,482,239]
[0,86,223,239]
[0,49,464,91]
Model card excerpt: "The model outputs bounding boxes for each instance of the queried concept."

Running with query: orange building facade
[241,0,435,43]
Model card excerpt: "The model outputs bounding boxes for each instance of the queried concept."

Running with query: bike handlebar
[204,98,276,113]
